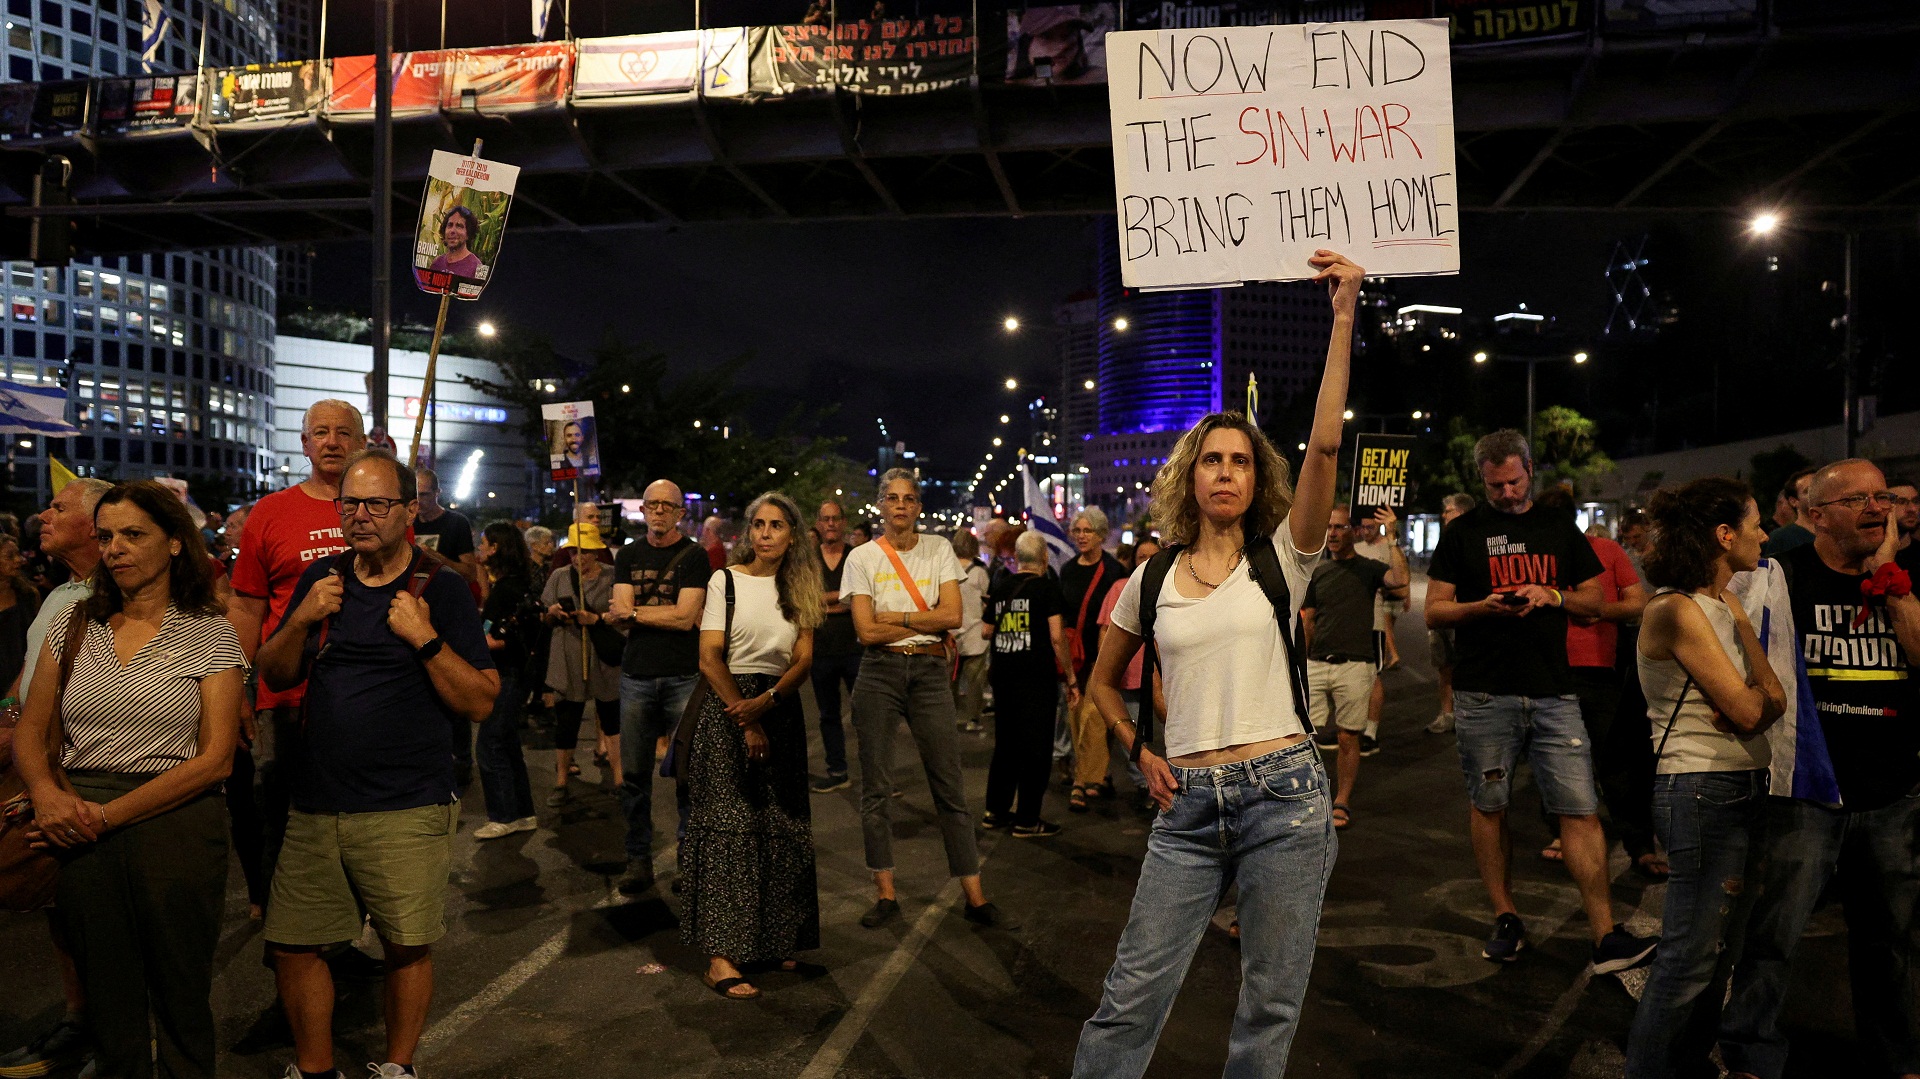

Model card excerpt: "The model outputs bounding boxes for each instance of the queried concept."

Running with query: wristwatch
[414,636,445,662]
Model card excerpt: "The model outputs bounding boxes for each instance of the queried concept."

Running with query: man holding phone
[1425,430,1660,974]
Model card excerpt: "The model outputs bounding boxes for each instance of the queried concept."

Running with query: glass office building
[3,0,279,507]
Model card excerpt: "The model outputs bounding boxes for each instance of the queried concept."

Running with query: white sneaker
[367,1065,417,1078]
[1426,712,1456,734]
[279,1067,343,1079]
[473,817,536,840]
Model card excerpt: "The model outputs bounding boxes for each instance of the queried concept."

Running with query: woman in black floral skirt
[683,490,825,1000]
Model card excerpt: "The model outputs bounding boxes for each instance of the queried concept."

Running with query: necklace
[1184,546,1244,590]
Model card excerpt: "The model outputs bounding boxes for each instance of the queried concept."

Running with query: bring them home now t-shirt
[1426,502,1605,699]
[1781,543,1920,810]
[988,572,1065,686]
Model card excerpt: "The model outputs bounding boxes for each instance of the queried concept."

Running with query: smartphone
[1497,592,1530,607]
[557,596,578,614]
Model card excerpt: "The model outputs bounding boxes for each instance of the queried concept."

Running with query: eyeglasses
[335,496,407,518]
[642,500,681,514]
[1814,491,1897,512]
[1897,497,1920,508]
[1068,527,1099,536]
[880,494,921,506]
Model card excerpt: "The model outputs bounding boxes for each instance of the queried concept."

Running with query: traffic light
[29,155,72,267]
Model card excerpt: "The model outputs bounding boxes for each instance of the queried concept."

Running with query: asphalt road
[0,579,1877,1077]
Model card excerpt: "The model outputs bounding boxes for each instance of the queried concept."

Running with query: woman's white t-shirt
[1108,520,1320,758]
[839,533,960,647]
[700,569,798,677]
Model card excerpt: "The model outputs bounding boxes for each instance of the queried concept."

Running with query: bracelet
[97,804,110,829]
[904,611,912,630]
[1549,588,1564,607]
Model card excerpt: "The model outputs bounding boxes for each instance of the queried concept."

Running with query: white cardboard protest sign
[1106,18,1458,291]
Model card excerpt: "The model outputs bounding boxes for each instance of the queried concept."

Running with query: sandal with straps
[1068,786,1090,813]
[1332,803,1352,829]
[704,974,760,1000]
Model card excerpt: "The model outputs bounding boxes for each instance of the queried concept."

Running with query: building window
[38,30,59,57]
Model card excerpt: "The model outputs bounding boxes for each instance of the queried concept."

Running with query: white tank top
[1638,590,1770,775]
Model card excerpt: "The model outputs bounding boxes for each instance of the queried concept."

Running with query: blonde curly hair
[1148,412,1295,547]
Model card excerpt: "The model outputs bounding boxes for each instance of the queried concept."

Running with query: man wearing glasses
[1723,460,1920,1079]
[258,450,498,1079]
[606,480,709,896]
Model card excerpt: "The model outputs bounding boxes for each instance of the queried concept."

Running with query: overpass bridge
[2,13,1917,258]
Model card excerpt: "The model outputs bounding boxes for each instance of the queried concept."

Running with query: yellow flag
[50,457,79,495]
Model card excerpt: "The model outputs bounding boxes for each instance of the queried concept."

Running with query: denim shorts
[1453,691,1598,816]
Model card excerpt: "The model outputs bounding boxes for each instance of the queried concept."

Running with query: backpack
[1132,534,1315,761]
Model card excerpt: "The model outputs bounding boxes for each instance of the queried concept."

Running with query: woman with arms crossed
[1072,250,1363,1079]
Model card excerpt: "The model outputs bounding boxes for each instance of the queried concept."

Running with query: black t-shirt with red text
[1782,543,1920,810]
[1427,502,1605,698]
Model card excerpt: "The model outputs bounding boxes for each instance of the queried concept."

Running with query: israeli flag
[140,0,170,72]
[1023,466,1075,570]
[531,0,554,40]
[0,379,79,435]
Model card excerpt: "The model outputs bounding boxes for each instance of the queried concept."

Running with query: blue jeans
[1722,791,1920,1079]
[1452,692,1599,815]
[619,673,699,863]
[1625,769,1768,1079]
[475,672,534,824]
[809,650,862,778]
[1073,740,1336,1079]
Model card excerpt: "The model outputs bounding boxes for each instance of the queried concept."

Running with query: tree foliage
[458,330,865,516]
[1532,406,1616,497]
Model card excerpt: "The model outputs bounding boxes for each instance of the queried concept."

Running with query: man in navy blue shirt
[256,450,497,1079]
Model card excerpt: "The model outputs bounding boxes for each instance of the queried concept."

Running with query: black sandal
[1068,786,1089,813]
[704,975,759,1000]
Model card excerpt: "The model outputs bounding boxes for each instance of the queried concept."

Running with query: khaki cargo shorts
[264,801,459,948]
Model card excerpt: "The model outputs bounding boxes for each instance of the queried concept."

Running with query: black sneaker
[810,774,851,794]
[1592,924,1660,974]
[963,901,1020,930]
[980,810,1010,829]
[1359,734,1381,757]
[1483,912,1527,962]
[616,867,656,897]
[1011,820,1062,839]
[0,1017,86,1078]
[860,898,901,929]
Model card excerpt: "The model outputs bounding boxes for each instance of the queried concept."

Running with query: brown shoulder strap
[46,603,86,766]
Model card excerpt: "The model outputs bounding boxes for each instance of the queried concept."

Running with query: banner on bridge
[94,75,199,133]
[207,60,325,123]
[329,52,447,111]
[757,18,974,95]
[1105,18,1459,291]
[443,43,574,108]
[575,29,751,99]
[1440,0,1591,45]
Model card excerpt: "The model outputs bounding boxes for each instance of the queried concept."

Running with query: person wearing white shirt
[682,492,824,1002]
[842,468,1012,931]
[950,530,992,734]
[1072,250,1363,1079]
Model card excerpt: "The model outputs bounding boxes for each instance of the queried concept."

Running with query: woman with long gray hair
[682,491,825,1000]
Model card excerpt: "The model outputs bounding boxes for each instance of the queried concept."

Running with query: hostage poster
[412,149,520,300]
[543,401,601,481]
[1106,18,1458,290]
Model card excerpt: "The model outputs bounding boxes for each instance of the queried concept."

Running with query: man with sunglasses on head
[257,450,498,1079]
[606,480,709,897]
[1721,460,1920,1079]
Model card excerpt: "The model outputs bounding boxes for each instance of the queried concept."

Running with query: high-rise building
[4,0,280,508]
[1084,231,1332,516]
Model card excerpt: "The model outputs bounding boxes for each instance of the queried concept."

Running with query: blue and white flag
[0,378,79,435]
[531,0,554,41]
[140,0,170,72]
[1023,466,1074,570]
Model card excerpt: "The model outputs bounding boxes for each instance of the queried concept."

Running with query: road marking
[797,876,966,1079]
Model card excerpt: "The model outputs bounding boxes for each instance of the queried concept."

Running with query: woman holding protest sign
[1071,250,1362,1078]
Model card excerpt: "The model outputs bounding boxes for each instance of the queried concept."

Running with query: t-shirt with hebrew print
[229,484,348,709]
[1426,502,1605,699]
[839,533,959,648]
[1781,543,1920,810]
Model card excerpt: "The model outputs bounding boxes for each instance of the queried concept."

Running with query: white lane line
[796,875,966,1079]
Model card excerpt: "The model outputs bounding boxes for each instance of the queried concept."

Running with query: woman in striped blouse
[12,480,247,1079]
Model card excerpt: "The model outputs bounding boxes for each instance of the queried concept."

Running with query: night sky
[308,205,1914,481]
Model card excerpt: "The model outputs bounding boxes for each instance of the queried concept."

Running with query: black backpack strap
[1245,535,1315,739]
[1131,545,1181,762]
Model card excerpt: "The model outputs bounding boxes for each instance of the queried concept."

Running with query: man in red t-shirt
[229,399,376,981]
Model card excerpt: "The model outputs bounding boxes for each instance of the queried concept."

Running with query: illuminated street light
[1750,211,1781,235]
[1574,351,1590,364]
[992,437,1002,446]
[1083,379,1096,390]
[1004,378,1018,391]
[477,321,496,337]
[999,414,1010,424]
[1412,410,1424,420]
[1473,352,1489,363]
[621,384,631,393]
[1003,316,1021,332]
[1341,409,1354,421]
[1113,317,1130,331]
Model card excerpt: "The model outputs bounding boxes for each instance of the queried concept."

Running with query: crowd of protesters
[0,244,1910,1079]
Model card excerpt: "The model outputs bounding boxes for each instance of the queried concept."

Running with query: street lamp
[1749,211,1782,236]
[1003,316,1021,332]
[1113,317,1130,331]
[1004,377,1018,391]
[1473,351,1489,363]
[1748,209,1861,455]
[477,321,496,337]
[1473,348,1594,447]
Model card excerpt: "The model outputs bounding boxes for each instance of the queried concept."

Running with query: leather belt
[876,642,947,656]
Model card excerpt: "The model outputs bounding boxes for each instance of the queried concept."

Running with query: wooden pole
[575,473,588,681]
[406,290,452,469]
